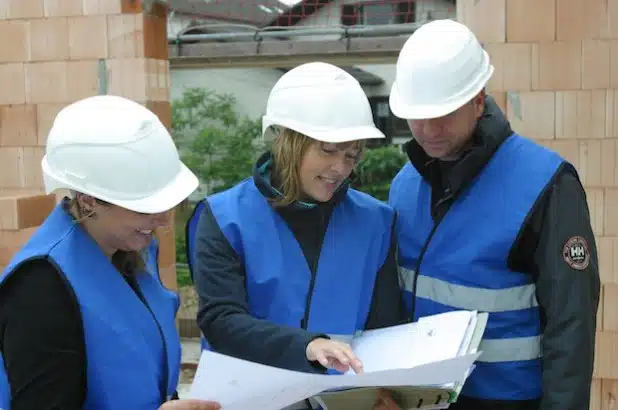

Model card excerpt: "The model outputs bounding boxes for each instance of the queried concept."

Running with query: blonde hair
[269,128,364,208]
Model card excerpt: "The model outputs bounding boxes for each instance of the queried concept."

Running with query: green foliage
[173,205,192,265]
[171,87,265,195]
[171,88,264,286]
[352,145,408,201]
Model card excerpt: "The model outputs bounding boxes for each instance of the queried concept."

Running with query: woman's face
[81,199,171,256]
[298,141,361,202]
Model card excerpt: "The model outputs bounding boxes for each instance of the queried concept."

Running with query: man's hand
[373,389,402,410]
[158,399,221,410]
[305,337,363,373]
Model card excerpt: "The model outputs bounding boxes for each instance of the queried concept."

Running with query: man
[388,19,600,410]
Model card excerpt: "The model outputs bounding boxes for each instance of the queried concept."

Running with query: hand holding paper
[373,389,403,410]
[159,399,221,410]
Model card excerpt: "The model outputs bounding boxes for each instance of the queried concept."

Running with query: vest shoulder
[346,189,394,215]
[509,133,564,161]
[391,162,418,187]
[207,177,257,203]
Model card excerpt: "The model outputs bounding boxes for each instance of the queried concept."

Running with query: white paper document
[188,310,486,410]
[349,310,478,374]
[188,350,479,410]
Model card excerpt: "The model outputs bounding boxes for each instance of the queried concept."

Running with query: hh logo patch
[563,236,590,270]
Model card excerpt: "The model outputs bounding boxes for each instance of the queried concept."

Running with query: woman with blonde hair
[186,62,406,409]
[0,95,220,410]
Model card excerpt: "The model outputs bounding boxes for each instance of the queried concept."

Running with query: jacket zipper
[301,208,326,410]
[300,208,326,330]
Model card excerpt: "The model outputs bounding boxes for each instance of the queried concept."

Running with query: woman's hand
[373,389,402,410]
[305,337,363,373]
[158,399,222,410]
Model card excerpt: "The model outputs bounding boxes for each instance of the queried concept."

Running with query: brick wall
[457,0,618,407]
[0,0,177,290]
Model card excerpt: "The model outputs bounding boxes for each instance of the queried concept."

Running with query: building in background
[168,0,456,147]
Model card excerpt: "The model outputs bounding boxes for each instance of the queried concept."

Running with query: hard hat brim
[262,116,387,143]
[42,157,199,214]
[389,61,494,120]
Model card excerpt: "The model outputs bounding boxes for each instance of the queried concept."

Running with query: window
[341,0,416,27]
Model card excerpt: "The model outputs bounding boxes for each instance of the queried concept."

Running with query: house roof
[266,0,335,27]
[168,0,303,26]
[167,0,336,27]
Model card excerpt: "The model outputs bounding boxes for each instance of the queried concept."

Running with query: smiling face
[298,141,361,202]
[73,194,171,257]
[94,206,170,253]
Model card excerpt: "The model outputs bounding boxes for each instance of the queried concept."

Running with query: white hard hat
[389,19,494,120]
[262,62,385,143]
[41,95,199,214]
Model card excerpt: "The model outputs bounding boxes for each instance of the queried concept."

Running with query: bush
[171,87,265,195]
[353,145,408,201]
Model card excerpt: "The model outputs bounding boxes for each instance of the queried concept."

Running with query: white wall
[171,68,280,120]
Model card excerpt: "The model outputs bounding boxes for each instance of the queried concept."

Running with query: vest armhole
[506,160,566,280]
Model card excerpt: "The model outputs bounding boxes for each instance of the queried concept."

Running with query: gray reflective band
[478,336,542,363]
[400,268,542,363]
[401,268,539,313]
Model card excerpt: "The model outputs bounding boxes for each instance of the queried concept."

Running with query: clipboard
[316,385,454,410]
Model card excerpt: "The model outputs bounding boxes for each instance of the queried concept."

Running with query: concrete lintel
[169,36,407,68]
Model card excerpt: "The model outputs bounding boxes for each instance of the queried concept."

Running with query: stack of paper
[188,310,487,410]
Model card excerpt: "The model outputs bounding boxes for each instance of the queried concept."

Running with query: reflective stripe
[478,336,542,363]
[401,268,538,313]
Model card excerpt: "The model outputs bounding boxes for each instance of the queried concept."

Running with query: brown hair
[269,128,364,208]
[68,195,146,275]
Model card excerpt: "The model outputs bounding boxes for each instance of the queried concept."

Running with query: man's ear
[474,89,486,119]
[76,193,97,213]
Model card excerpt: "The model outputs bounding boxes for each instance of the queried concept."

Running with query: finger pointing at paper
[305,338,363,373]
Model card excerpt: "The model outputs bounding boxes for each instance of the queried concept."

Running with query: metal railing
[169,22,423,43]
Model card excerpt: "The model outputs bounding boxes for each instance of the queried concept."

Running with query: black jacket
[191,153,407,373]
[404,96,600,410]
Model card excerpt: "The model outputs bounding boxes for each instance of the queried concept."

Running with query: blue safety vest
[0,355,7,410]
[185,198,211,352]
[187,178,395,364]
[0,204,181,410]
[389,134,564,400]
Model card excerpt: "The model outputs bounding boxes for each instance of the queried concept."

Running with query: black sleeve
[364,216,408,330]
[0,258,86,410]
[193,202,329,373]
[523,167,600,410]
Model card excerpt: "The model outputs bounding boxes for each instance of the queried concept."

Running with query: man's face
[407,93,485,160]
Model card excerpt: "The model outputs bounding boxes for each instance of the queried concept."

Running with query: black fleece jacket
[403,96,600,410]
